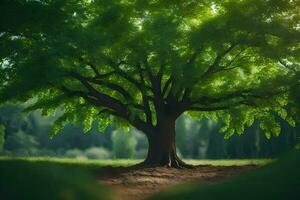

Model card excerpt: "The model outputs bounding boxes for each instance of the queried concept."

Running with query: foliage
[148,149,300,200]
[65,147,111,159]
[65,148,86,159]
[0,104,298,159]
[112,129,137,158]
[85,147,111,159]
[5,130,39,155]
[176,115,300,159]
[0,124,4,151]
[0,0,299,138]
[0,159,114,200]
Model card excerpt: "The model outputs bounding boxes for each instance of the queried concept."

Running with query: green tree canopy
[1,0,299,167]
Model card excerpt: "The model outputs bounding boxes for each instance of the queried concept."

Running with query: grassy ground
[0,158,114,200]
[0,156,139,169]
[0,156,272,200]
[184,159,272,166]
[148,150,300,200]
[0,156,271,168]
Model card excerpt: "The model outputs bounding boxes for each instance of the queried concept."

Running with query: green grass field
[0,158,114,200]
[0,156,286,200]
[0,156,271,168]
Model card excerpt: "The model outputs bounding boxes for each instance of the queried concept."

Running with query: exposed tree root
[134,155,195,169]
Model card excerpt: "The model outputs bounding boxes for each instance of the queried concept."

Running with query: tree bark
[142,117,191,168]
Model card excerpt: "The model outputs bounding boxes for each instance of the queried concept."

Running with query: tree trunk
[142,117,191,168]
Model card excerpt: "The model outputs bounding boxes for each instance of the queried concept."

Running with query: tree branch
[78,57,117,79]
[188,102,246,111]
[220,47,248,69]
[71,71,150,112]
[68,72,128,113]
[162,75,173,98]
[278,58,297,73]
[187,86,290,114]
[136,63,153,125]
[143,57,154,82]
[61,84,155,134]
[204,43,237,75]
[108,60,144,89]
[60,86,103,107]
[78,57,100,77]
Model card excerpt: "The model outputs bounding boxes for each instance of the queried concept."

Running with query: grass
[0,156,140,170]
[0,158,114,200]
[148,150,300,200]
[0,156,273,200]
[184,159,272,166]
[0,156,271,168]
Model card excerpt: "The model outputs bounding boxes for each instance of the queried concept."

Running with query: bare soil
[96,165,257,200]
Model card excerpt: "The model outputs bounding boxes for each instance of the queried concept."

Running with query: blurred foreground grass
[0,158,114,200]
[149,150,300,200]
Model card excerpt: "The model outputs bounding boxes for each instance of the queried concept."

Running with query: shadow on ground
[0,160,113,200]
[96,164,256,200]
[147,150,300,200]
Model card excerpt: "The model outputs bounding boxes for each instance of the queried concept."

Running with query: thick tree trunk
[142,117,191,168]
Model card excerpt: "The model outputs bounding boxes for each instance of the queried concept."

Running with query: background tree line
[0,104,299,159]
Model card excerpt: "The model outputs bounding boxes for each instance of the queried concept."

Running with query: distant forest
[0,104,299,159]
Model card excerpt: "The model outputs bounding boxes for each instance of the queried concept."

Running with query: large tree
[0,0,299,167]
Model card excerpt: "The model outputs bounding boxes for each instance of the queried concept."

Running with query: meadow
[0,156,274,200]
[0,156,272,168]
[1,151,299,200]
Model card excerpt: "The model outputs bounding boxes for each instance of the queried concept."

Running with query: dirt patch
[96,165,257,200]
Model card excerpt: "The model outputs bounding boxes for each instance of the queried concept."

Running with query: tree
[0,124,5,152]
[0,0,299,167]
[112,129,137,158]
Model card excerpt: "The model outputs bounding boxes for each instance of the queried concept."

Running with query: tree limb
[136,63,153,125]
[188,100,253,112]
[204,43,237,75]
[162,75,173,98]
